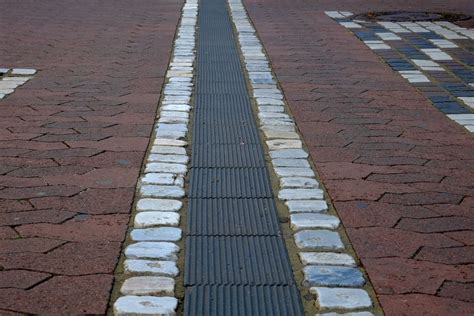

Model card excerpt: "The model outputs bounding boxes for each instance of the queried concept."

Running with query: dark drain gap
[353,11,471,22]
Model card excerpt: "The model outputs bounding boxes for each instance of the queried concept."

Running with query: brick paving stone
[0,275,114,314]
[0,238,65,254]
[438,281,474,303]
[15,214,129,242]
[0,270,50,289]
[243,0,474,313]
[0,0,183,313]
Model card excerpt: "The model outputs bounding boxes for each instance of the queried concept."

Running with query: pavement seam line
[111,0,198,314]
[228,2,382,314]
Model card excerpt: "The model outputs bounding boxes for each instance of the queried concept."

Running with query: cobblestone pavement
[243,0,474,314]
[0,0,182,314]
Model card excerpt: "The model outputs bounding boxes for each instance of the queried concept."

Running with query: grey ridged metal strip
[192,144,265,167]
[194,95,255,121]
[196,81,248,94]
[188,168,273,198]
[187,198,280,235]
[185,236,295,285]
[185,0,304,313]
[185,285,303,316]
[192,122,261,144]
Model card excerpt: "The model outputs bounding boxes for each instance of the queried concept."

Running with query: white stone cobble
[134,211,180,228]
[311,287,372,310]
[294,230,345,250]
[125,242,179,261]
[141,173,184,187]
[286,200,329,213]
[272,158,310,168]
[145,163,187,174]
[290,213,340,230]
[153,138,188,147]
[114,1,197,313]
[299,252,356,266]
[151,145,186,155]
[280,177,319,189]
[11,68,37,75]
[263,129,299,139]
[121,276,175,296]
[278,188,324,200]
[114,296,178,316]
[136,199,182,212]
[274,167,315,178]
[269,148,308,159]
[124,259,179,276]
[139,185,185,198]
[131,227,182,242]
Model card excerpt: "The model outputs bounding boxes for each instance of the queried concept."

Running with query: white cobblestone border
[0,68,37,99]
[229,2,375,314]
[113,1,198,315]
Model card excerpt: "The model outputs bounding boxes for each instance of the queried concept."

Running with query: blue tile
[303,265,365,287]
[430,96,454,102]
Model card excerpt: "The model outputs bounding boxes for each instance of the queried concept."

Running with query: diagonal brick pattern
[0,0,182,314]
[243,0,474,314]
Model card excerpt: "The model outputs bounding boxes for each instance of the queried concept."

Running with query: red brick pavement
[0,0,182,314]
[244,0,474,314]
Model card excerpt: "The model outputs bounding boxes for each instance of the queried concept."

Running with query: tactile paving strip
[196,81,248,94]
[185,236,295,285]
[186,198,280,235]
[194,94,255,121]
[192,122,261,144]
[192,144,265,167]
[188,168,273,198]
[185,285,304,316]
[184,0,304,313]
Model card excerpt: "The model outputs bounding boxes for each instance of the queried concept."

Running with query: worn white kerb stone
[125,242,179,261]
[114,296,178,316]
[136,199,182,212]
[121,276,175,296]
[134,212,180,228]
[299,252,356,266]
[131,227,182,242]
[124,259,178,276]
[290,213,340,230]
[311,287,372,310]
